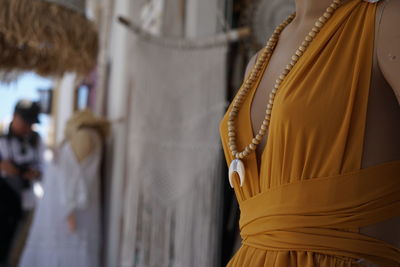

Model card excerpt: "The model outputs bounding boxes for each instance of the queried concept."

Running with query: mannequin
[66,128,97,232]
[19,110,110,267]
[62,110,109,233]
[247,0,399,249]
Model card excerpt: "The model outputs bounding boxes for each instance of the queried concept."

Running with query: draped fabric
[120,37,227,267]
[219,0,400,266]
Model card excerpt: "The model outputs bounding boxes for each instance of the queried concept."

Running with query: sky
[0,73,53,140]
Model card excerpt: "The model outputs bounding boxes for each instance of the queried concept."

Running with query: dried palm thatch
[0,0,98,77]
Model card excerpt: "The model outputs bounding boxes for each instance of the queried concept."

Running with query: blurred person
[19,110,109,267]
[0,100,44,266]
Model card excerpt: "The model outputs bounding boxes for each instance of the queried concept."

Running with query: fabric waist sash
[239,160,400,265]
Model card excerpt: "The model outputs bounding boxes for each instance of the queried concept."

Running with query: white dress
[19,131,102,267]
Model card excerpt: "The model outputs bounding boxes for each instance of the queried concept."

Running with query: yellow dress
[219,0,400,266]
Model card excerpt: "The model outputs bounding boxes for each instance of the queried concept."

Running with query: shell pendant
[228,159,245,188]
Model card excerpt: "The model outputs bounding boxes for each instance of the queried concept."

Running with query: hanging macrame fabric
[120,37,227,267]
[0,0,98,76]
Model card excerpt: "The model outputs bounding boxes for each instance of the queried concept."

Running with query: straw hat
[65,109,110,141]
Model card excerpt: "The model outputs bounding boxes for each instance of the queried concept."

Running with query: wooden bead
[249,143,256,150]
[236,96,244,103]
[292,55,299,61]
[312,27,320,33]
[248,76,257,83]
[302,41,309,47]
[315,21,323,28]
[231,102,240,109]
[269,93,275,99]
[269,38,278,44]
[241,86,250,92]
[283,68,290,75]
[295,50,303,57]
[259,128,266,135]
[276,78,283,84]
[330,3,338,9]
[319,16,327,23]
[272,32,280,38]
[252,138,260,145]
[256,134,263,141]
[272,88,277,94]
[333,0,341,4]
[326,7,334,13]
[241,88,248,94]
[308,31,316,38]
[323,12,332,19]
[260,53,268,60]
[305,36,312,42]
[228,132,236,137]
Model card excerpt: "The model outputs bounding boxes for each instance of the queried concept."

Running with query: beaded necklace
[227,0,345,188]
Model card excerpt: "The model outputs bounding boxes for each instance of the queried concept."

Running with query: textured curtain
[120,37,227,267]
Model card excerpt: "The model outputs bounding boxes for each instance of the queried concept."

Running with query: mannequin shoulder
[376,0,400,103]
[70,129,95,162]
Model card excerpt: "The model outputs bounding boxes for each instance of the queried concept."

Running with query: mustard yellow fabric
[219,0,400,266]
